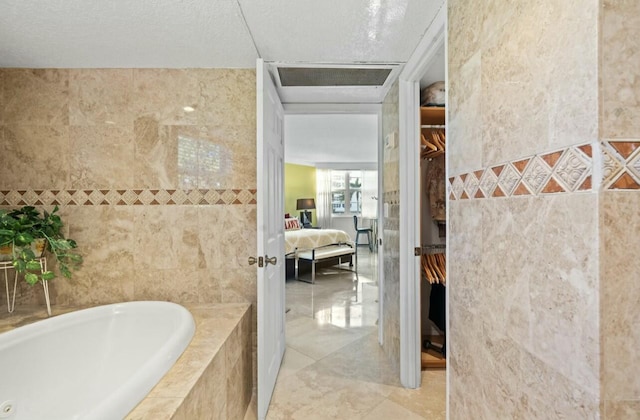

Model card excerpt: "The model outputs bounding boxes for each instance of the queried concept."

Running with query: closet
[419,104,447,369]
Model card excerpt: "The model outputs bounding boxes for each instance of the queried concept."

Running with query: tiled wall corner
[600,2,640,416]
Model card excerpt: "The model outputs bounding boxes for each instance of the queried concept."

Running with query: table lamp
[296,198,316,228]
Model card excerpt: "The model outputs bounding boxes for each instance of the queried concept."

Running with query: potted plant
[0,205,82,285]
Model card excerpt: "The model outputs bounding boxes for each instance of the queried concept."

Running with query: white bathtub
[0,301,195,420]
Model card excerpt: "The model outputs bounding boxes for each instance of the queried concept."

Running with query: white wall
[284,114,378,167]
[284,112,379,248]
[330,215,374,246]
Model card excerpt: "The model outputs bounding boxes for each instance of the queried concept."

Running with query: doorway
[256,58,397,418]
[265,109,403,418]
[257,32,447,412]
[280,111,381,356]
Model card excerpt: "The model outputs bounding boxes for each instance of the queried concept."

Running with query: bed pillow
[284,217,301,231]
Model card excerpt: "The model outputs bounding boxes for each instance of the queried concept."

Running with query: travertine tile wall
[450,0,640,418]
[600,0,640,417]
[381,80,400,371]
[448,0,603,418]
[0,68,257,312]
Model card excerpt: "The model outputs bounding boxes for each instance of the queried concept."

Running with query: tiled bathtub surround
[128,303,252,419]
[0,68,259,395]
[0,68,257,306]
[0,303,253,419]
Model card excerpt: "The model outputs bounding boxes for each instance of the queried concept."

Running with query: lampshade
[296,198,316,210]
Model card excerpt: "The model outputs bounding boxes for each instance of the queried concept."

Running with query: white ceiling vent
[277,67,393,87]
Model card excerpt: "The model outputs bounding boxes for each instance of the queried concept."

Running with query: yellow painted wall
[284,163,316,224]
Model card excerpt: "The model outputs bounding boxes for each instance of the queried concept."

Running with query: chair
[353,215,373,253]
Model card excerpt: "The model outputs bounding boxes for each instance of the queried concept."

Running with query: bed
[284,222,356,283]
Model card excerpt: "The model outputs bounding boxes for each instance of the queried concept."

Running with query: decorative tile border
[602,141,640,189]
[449,141,640,200]
[0,189,257,206]
[449,143,593,200]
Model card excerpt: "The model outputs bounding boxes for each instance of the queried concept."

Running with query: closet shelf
[420,107,445,126]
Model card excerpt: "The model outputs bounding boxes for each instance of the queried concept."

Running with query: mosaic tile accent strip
[449,143,595,200]
[0,189,257,206]
[450,141,640,200]
[602,141,640,190]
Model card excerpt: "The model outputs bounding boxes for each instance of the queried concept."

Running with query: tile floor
[263,249,446,419]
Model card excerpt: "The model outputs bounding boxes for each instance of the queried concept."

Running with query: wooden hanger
[421,252,446,285]
[421,128,446,160]
[421,133,438,151]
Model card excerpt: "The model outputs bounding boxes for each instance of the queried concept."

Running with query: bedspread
[285,229,354,255]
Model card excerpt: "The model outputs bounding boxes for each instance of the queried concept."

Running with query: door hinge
[414,247,422,256]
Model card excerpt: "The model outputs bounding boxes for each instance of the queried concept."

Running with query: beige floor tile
[286,317,372,361]
[267,252,445,419]
[268,372,389,420]
[360,399,427,420]
[279,346,316,379]
[309,333,400,390]
[387,370,446,419]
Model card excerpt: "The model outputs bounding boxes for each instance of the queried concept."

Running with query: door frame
[397,4,446,389]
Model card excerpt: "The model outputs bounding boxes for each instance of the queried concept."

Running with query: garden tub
[0,301,195,420]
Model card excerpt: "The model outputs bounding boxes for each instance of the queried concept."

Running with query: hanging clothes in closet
[421,247,446,357]
[420,105,447,364]
[423,138,446,223]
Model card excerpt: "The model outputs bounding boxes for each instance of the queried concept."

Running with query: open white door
[256,58,286,419]
[397,5,446,389]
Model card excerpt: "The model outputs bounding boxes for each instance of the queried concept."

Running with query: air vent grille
[277,67,392,87]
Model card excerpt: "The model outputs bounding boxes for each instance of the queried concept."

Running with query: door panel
[257,58,286,420]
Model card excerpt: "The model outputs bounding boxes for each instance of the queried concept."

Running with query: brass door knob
[248,256,264,267]
[265,255,277,265]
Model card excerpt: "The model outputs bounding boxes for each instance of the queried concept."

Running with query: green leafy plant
[0,206,83,285]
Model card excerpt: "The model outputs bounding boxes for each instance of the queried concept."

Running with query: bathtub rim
[0,300,196,420]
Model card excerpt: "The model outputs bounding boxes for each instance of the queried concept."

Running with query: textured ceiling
[0,0,444,68]
[238,0,443,64]
[0,0,257,68]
